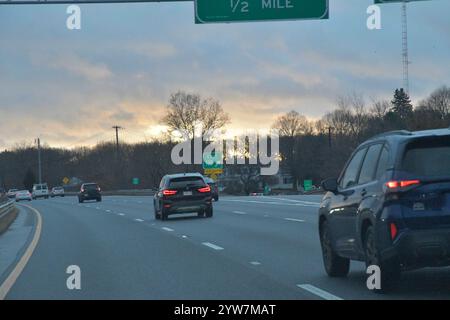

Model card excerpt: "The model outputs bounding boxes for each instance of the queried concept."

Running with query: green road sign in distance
[132,178,139,185]
[203,152,223,169]
[195,0,329,24]
[303,180,313,192]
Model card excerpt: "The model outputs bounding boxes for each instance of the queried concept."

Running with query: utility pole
[112,125,123,158]
[328,127,332,149]
[401,0,410,95]
[35,138,42,184]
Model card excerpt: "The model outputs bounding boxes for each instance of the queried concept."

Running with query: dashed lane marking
[297,284,343,300]
[202,242,224,250]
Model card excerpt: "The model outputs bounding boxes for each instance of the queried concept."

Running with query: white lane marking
[134,219,144,222]
[284,218,305,223]
[161,227,174,232]
[250,261,261,266]
[105,209,111,213]
[202,242,224,250]
[96,207,101,210]
[222,199,320,207]
[0,204,42,300]
[232,210,247,215]
[182,235,188,239]
[118,213,125,216]
[297,284,343,300]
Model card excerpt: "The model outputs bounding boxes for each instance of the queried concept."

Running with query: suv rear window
[168,177,205,189]
[402,137,450,177]
[84,184,99,190]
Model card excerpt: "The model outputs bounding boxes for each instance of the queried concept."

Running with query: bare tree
[272,111,312,137]
[420,86,450,120]
[272,111,311,191]
[162,91,230,139]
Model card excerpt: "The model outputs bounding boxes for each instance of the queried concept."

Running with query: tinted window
[375,146,390,179]
[402,137,450,177]
[168,177,205,189]
[358,144,383,184]
[84,184,98,190]
[340,148,367,189]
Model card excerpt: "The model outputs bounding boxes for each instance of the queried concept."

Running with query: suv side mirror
[321,178,338,193]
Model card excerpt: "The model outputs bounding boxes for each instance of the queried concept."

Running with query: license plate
[183,191,193,196]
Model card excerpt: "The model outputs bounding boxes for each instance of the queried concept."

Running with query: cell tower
[401,0,410,95]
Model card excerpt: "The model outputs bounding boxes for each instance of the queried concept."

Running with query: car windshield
[402,137,450,177]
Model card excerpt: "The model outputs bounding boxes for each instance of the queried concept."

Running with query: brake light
[386,180,421,189]
[390,223,398,240]
[162,189,177,196]
[198,186,211,193]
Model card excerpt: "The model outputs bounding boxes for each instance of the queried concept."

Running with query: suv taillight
[162,189,177,196]
[198,186,211,193]
[386,180,420,190]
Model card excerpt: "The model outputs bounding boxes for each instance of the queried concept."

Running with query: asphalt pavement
[2,195,450,300]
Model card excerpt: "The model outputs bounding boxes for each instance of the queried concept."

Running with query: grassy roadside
[0,207,19,236]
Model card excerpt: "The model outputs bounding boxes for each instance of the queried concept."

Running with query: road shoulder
[0,205,41,299]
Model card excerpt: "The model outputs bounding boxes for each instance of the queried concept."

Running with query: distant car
[203,176,219,201]
[32,183,49,199]
[15,190,32,202]
[7,189,18,199]
[319,128,450,293]
[78,183,101,203]
[154,173,213,220]
[51,186,65,197]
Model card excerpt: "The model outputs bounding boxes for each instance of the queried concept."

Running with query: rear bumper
[79,193,101,200]
[162,198,212,215]
[380,228,450,269]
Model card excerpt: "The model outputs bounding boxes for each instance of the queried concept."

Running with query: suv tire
[364,226,400,293]
[320,220,350,277]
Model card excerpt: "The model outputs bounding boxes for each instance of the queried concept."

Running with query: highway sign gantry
[195,0,329,24]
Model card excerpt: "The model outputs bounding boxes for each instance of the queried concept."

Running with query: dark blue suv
[319,128,450,292]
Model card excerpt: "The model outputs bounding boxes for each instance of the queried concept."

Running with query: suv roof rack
[369,130,412,140]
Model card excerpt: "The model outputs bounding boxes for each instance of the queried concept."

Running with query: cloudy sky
[0,0,449,149]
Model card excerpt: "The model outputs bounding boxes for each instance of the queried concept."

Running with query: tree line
[0,86,449,193]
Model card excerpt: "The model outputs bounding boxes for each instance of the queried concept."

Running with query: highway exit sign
[374,0,429,3]
[195,0,329,24]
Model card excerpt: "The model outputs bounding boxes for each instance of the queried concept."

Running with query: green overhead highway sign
[374,0,429,3]
[195,0,329,24]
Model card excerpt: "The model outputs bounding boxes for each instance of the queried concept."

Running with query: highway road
[2,195,450,300]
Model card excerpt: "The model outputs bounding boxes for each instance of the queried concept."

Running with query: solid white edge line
[202,242,224,250]
[232,211,246,214]
[161,227,174,232]
[297,284,343,300]
[284,218,305,222]
[134,218,144,222]
[0,204,42,300]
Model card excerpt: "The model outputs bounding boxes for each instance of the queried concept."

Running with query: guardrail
[0,200,15,220]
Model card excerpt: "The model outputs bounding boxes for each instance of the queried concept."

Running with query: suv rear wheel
[364,226,400,293]
[320,220,350,277]
[205,206,213,218]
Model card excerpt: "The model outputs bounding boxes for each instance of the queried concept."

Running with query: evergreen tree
[391,88,413,120]
[23,168,36,191]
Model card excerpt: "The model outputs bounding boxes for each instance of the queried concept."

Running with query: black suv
[78,183,102,203]
[154,173,213,220]
[319,128,450,292]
